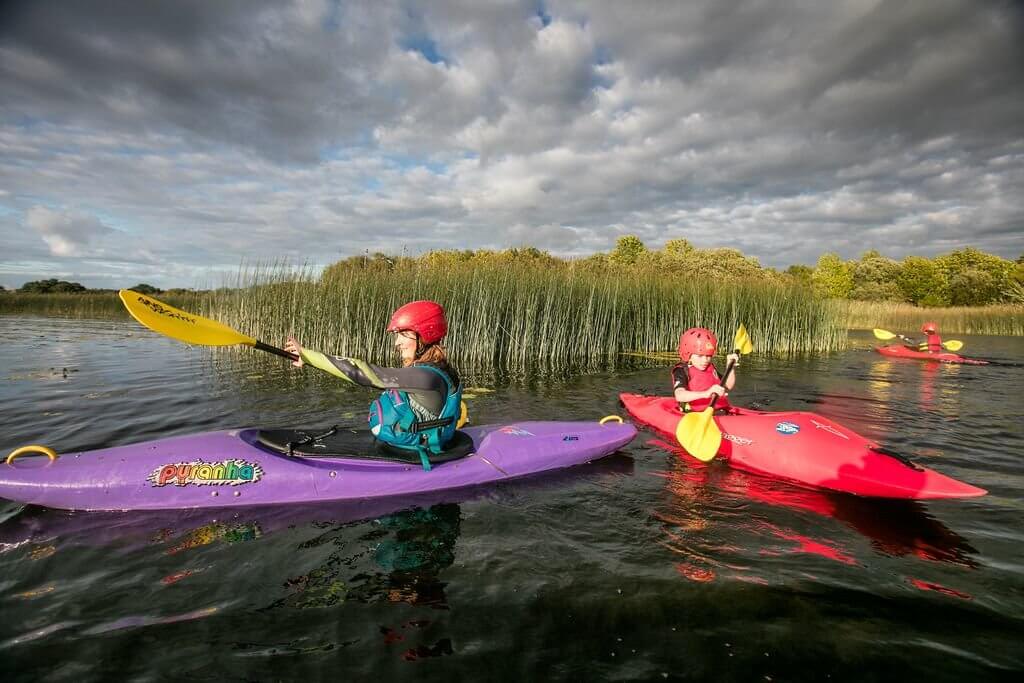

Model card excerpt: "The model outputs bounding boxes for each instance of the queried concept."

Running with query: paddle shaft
[707,349,739,409]
[254,340,300,362]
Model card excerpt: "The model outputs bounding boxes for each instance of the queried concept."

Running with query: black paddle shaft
[708,349,739,409]
[254,340,300,362]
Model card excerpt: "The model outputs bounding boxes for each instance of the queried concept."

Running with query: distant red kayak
[620,393,986,500]
[876,345,989,365]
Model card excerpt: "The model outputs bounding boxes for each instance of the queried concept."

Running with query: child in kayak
[284,300,463,470]
[671,327,740,413]
[912,321,943,353]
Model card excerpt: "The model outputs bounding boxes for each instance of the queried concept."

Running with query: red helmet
[678,327,717,360]
[387,300,447,345]
[921,321,938,334]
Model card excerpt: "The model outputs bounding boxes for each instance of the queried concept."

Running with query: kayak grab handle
[599,415,624,425]
[6,445,59,465]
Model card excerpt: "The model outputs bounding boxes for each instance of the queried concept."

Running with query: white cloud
[25,206,114,257]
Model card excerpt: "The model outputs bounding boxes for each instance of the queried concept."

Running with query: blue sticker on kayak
[775,421,800,435]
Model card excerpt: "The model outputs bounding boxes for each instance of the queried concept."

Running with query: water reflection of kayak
[0,453,635,552]
[652,445,978,568]
[621,393,985,499]
[0,420,636,511]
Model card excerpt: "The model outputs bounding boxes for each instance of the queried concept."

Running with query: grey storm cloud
[0,0,1022,289]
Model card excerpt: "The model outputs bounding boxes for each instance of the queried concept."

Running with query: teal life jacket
[368,364,462,471]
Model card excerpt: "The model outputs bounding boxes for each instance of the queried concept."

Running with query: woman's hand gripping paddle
[119,290,299,361]
[872,328,963,352]
[676,324,754,462]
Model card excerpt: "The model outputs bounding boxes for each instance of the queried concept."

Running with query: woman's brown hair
[412,342,460,389]
[413,343,448,366]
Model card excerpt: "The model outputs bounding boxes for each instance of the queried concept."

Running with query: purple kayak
[0,420,636,511]
[0,455,636,552]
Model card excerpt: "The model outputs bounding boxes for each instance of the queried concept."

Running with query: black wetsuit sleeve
[671,364,689,391]
[299,350,450,415]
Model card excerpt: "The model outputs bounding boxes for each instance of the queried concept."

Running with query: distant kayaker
[284,300,463,470]
[907,321,943,353]
[671,327,739,413]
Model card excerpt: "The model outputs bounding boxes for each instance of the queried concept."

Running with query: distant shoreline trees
[325,237,1021,308]
[811,247,1023,306]
[12,280,164,295]
[7,240,1023,308]
[17,278,88,294]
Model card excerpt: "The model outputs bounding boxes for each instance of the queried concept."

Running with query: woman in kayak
[671,327,740,413]
[283,300,463,471]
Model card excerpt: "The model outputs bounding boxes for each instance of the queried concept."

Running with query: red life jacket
[925,333,942,353]
[673,362,732,412]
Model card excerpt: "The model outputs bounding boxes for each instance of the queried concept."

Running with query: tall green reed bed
[845,301,1024,336]
[0,292,202,319]
[199,263,846,376]
[0,292,128,318]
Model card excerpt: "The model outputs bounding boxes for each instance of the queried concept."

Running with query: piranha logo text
[149,460,264,487]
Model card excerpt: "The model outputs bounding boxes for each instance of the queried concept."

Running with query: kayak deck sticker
[149,460,264,487]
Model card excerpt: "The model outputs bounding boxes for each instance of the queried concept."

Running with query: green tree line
[325,237,1023,308]
[803,248,1024,307]
[7,280,170,295]
[323,237,771,284]
[7,239,1023,309]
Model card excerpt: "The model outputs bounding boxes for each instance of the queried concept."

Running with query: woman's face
[393,330,418,364]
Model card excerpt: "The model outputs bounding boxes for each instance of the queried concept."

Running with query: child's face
[689,352,712,370]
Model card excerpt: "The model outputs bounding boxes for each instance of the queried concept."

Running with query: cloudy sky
[1,0,1022,289]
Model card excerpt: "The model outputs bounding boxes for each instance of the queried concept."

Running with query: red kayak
[620,393,986,499]
[876,345,989,365]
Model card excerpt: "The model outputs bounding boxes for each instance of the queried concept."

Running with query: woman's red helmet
[921,321,938,335]
[387,300,448,345]
[678,327,718,360]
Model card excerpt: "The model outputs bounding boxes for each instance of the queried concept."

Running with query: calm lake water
[1,317,1022,681]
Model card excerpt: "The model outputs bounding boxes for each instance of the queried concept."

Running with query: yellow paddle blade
[873,328,897,340]
[734,324,754,355]
[119,290,256,347]
[676,409,722,462]
[457,400,469,428]
[943,340,963,352]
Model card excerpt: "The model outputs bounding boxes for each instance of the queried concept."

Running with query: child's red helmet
[678,327,718,360]
[387,301,448,345]
[921,321,938,335]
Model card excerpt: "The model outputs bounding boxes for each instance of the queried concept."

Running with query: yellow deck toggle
[6,445,59,465]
